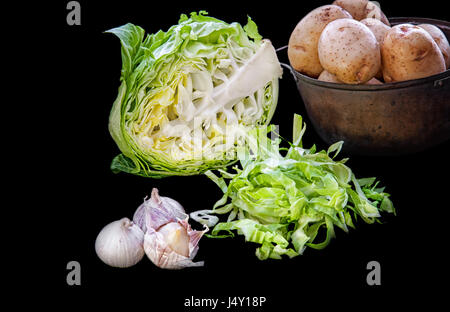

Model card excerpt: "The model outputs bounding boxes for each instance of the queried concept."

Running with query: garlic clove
[133,187,208,269]
[180,218,206,258]
[158,222,190,257]
[144,230,183,270]
[144,218,208,269]
[144,225,207,270]
[95,218,145,268]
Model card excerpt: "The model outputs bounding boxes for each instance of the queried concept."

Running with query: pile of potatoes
[288,0,450,84]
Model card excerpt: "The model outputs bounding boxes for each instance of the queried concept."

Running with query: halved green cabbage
[107,12,282,178]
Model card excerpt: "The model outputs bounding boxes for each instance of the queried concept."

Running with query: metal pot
[291,17,450,155]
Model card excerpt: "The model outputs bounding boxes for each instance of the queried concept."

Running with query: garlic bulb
[95,217,145,268]
[137,188,207,269]
[133,188,187,233]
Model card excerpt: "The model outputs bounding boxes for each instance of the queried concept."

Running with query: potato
[318,18,381,84]
[332,0,389,25]
[418,23,450,68]
[318,70,382,84]
[360,18,391,78]
[332,0,368,20]
[381,24,446,82]
[318,70,342,83]
[288,5,352,78]
[364,1,390,26]
[360,18,390,44]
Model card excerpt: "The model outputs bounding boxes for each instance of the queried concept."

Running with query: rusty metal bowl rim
[290,17,450,92]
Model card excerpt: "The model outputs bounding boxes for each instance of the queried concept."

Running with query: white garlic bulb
[95,217,145,268]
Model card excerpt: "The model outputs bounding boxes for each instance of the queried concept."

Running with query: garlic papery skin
[95,218,145,268]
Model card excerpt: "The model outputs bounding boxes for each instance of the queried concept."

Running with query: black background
[41,0,449,308]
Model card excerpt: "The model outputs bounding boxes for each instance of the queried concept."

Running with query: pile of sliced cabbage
[107,11,282,178]
[191,115,395,260]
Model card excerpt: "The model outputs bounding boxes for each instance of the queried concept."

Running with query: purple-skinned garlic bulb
[134,188,207,269]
